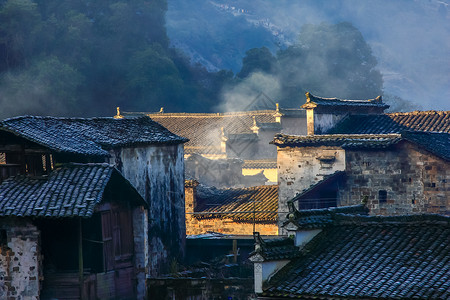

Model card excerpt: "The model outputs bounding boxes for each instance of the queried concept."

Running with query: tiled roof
[401,131,450,161]
[138,111,279,155]
[272,133,402,149]
[0,164,144,218]
[328,110,450,134]
[263,214,450,299]
[194,185,278,223]
[242,160,277,169]
[0,116,187,157]
[301,92,389,109]
[251,233,300,261]
[273,132,450,161]
[284,203,368,230]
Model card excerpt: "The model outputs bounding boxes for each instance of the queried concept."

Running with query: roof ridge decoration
[272,133,402,148]
[388,110,449,116]
[301,92,389,109]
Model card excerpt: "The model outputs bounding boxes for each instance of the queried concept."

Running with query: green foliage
[0,0,42,70]
[0,0,225,118]
[237,47,276,79]
[0,56,84,116]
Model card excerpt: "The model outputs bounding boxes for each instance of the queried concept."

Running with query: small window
[0,153,5,164]
[379,190,387,204]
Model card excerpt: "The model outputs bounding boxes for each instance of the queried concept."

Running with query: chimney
[304,92,315,135]
[185,179,199,215]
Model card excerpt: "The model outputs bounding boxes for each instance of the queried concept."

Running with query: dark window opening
[379,190,387,204]
[0,229,7,246]
[0,153,5,164]
[37,216,103,273]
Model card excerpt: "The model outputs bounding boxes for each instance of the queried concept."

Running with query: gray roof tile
[0,163,142,217]
[0,116,187,156]
[263,214,450,299]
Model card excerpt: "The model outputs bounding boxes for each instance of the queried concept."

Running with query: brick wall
[185,181,278,236]
[0,218,41,300]
[186,216,278,236]
[341,141,450,215]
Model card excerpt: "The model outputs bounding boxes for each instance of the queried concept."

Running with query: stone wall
[340,141,450,215]
[111,144,185,276]
[0,218,41,300]
[277,146,346,230]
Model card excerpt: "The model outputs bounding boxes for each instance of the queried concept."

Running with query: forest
[0,0,385,118]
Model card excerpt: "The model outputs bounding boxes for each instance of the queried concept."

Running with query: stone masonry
[0,219,41,300]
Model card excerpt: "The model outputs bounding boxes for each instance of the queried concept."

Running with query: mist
[218,72,281,112]
[167,0,450,111]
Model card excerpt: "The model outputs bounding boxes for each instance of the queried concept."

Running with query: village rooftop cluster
[0,92,448,299]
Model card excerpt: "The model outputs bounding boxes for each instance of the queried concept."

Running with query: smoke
[249,0,450,110]
[0,57,84,119]
[217,72,281,112]
[168,0,450,111]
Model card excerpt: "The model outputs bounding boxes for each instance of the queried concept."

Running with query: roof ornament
[250,116,260,134]
[114,107,124,119]
[305,92,312,102]
[159,107,164,113]
[273,102,283,122]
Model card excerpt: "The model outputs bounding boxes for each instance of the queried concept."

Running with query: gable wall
[111,144,185,276]
[277,146,345,231]
[340,142,449,215]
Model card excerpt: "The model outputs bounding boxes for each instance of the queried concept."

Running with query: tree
[278,22,382,104]
[0,0,42,71]
[237,47,276,79]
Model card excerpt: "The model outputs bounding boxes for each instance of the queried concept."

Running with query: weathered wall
[277,146,345,230]
[0,218,41,300]
[186,216,278,236]
[313,113,347,134]
[132,206,149,299]
[340,142,450,215]
[280,117,307,136]
[111,144,185,276]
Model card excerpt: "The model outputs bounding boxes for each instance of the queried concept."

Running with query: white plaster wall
[254,262,263,293]
[295,229,322,247]
[277,146,345,231]
[111,144,185,276]
[314,113,347,134]
[254,260,289,294]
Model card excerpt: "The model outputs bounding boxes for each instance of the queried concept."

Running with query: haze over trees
[0,0,397,118]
